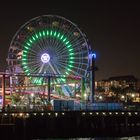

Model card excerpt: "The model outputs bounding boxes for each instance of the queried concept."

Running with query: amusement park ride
[0,15,96,109]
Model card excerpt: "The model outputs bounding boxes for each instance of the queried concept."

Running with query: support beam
[48,76,51,102]
[2,74,5,110]
[91,55,95,103]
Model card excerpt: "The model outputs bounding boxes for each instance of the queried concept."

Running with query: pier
[1,110,140,139]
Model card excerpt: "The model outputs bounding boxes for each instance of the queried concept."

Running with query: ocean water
[34,137,140,140]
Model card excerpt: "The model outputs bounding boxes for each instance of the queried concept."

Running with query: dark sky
[0,0,140,80]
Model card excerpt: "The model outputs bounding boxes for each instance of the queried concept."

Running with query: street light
[89,51,96,103]
[99,95,103,100]
[131,93,135,98]
[121,95,125,99]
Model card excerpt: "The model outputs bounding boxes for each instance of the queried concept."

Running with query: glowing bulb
[41,53,50,63]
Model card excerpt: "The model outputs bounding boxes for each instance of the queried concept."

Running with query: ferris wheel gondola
[7,15,90,85]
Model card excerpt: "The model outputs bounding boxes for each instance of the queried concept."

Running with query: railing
[1,103,140,113]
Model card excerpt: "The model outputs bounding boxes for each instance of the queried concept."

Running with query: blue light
[92,53,96,59]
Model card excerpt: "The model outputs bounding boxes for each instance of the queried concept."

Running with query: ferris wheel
[7,15,90,84]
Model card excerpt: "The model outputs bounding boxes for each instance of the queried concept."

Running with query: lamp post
[90,52,96,103]
[48,76,51,102]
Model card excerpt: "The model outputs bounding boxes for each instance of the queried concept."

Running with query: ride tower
[6,15,95,107]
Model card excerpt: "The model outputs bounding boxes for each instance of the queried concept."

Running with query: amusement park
[0,14,140,139]
[0,15,98,112]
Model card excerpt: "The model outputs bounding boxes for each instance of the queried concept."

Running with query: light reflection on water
[34,136,140,140]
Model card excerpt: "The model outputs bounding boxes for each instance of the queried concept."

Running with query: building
[95,75,140,102]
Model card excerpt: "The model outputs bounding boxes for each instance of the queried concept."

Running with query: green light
[54,31,57,37]
[65,41,69,45]
[32,36,36,41]
[65,72,69,75]
[69,61,74,63]
[63,38,67,42]
[50,30,53,36]
[22,29,73,83]
[60,35,64,40]
[33,78,37,84]
[69,48,73,52]
[57,33,60,38]
[22,58,27,61]
[23,50,28,53]
[43,31,45,36]
[70,57,75,59]
[39,32,42,37]
[22,54,27,57]
[66,45,71,48]
[47,30,49,36]
[61,78,66,82]
[35,34,39,39]
[69,53,74,56]
[67,68,71,71]
[38,78,42,84]
[25,69,29,72]
[26,42,31,46]
[24,46,29,50]
[23,66,27,68]
[22,62,27,65]
[68,65,73,68]
[29,39,32,43]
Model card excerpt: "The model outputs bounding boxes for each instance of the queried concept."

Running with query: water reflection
[35,136,140,140]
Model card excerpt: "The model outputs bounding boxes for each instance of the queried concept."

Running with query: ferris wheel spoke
[59,59,87,71]
[9,15,90,85]
[27,61,41,69]
[48,62,58,74]
[56,61,82,76]
[24,49,37,56]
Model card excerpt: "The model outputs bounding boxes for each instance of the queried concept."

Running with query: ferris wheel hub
[41,53,50,63]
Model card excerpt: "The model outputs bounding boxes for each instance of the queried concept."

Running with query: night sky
[0,0,140,80]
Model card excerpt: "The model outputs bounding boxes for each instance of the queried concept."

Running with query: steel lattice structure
[7,15,90,83]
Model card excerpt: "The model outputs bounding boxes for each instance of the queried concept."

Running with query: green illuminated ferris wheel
[7,15,90,84]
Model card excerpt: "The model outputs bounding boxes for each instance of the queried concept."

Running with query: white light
[128,112,131,115]
[55,113,58,117]
[109,112,112,115]
[41,53,50,63]
[115,112,118,115]
[121,112,124,115]
[84,93,87,97]
[102,112,106,115]
[131,94,135,98]
[41,113,44,116]
[121,95,125,99]
[62,112,65,115]
[96,112,99,115]
[89,112,93,115]
[26,113,29,117]
[82,112,86,115]
[12,113,15,116]
[76,94,81,98]
[19,113,23,117]
[135,112,138,115]
[99,96,103,100]
[31,93,34,97]
[48,113,51,116]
